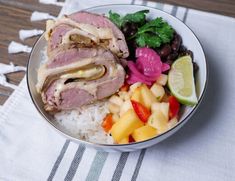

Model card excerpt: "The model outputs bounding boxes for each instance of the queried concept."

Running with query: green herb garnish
[131,17,174,48]
[108,10,174,48]
[109,10,149,28]
[108,11,123,28]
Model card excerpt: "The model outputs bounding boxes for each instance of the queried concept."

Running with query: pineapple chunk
[151,102,169,120]
[132,125,157,142]
[131,87,142,103]
[129,82,142,93]
[168,117,178,129]
[140,84,156,109]
[148,110,168,134]
[156,74,168,86]
[118,137,129,144]
[150,84,165,99]
[119,100,132,117]
[150,83,165,101]
[108,103,120,114]
[111,109,144,142]
[109,95,123,106]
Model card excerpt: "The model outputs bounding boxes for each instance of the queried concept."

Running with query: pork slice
[56,65,125,110]
[59,88,94,110]
[48,24,73,51]
[37,47,119,93]
[41,47,125,111]
[69,11,129,58]
[46,11,129,58]
[47,47,98,68]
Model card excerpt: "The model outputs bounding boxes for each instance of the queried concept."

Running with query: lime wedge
[168,55,198,106]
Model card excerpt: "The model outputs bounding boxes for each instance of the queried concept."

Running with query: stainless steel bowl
[27,4,208,152]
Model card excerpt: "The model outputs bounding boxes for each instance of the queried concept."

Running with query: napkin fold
[1,0,235,180]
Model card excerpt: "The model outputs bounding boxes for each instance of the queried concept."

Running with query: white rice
[54,101,114,144]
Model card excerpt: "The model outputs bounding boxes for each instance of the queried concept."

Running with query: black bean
[127,40,138,60]
[179,45,187,53]
[130,30,137,36]
[187,50,194,60]
[167,52,178,61]
[165,59,174,66]
[154,47,161,55]
[121,22,138,37]
[130,22,138,30]
[193,62,199,74]
[122,27,130,37]
[179,50,194,60]
[159,44,172,58]
[171,34,182,52]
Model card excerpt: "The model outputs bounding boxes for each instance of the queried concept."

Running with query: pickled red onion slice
[136,47,159,61]
[162,63,170,72]
[136,56,162,78]
[127,47,170,85]
[126,72,152,85]
[127,61,156,82]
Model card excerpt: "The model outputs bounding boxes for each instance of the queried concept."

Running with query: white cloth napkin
[1,0,235,180]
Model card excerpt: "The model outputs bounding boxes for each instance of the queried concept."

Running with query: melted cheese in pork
[45,17,120,55]
[51,64,124,105]
[60,65,105,80]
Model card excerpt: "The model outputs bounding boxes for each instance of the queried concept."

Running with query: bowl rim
[26,4,208,148]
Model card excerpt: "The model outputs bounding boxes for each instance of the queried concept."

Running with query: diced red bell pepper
[129,135,135,143]
[101,114,113,133]
[169,96,180,119]
[131,100,151,123]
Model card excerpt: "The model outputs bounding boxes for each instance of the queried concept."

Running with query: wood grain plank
[0,0,62,16]
[0,0,61,105]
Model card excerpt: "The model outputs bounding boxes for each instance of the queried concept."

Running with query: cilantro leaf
[133,17,174,48]
[109,10,123,28]
[136,33,162,47]
[108,11,174,48]
[108,10,149,28]
[122,10,149,25]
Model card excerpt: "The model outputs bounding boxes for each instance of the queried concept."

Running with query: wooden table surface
[0,0,234,105]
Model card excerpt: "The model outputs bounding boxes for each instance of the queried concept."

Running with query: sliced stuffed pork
[37,11,129,112]
[45,11,129,58]
[37,47,125,111]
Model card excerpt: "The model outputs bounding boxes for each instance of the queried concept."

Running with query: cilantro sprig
[108,10,174,48]
[109,10,149,28]
[131,17,174,48]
